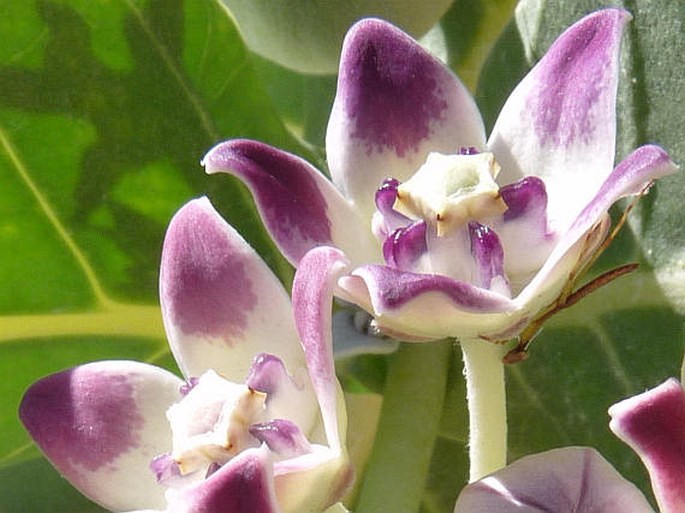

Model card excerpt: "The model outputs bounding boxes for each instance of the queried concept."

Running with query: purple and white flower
[610,378,685,513]
[19,198,352,513]
[453,446,654,512]
[203,10,677,343]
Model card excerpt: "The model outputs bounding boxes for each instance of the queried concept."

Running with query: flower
[19,198,352,513]
[453,446,654,512]
[202,10,678,344]
[609,378,685,513]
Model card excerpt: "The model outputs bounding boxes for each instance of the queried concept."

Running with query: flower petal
[326,18,485,221]
[337,265,520,341]
[203,139,377,266]
[292,247,350,452]
[19,361,183,512]
[160,197,304,381]
[453,447,654,513]
[489,9,630,223]
[609,379,685,513]
[517,144,678,307]
[273,448,354,513]
[169,446,279,513]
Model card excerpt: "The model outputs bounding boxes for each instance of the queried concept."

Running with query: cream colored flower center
[395,152,506,236]
[166,370,266,475]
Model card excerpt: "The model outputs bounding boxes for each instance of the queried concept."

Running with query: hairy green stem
[460,339,508,482]
[355,340,452,513]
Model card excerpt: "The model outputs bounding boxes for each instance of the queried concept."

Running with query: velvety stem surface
[460,338,507,482]
[355,340,452,513]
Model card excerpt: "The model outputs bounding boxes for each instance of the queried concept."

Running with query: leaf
[0,0,308,510]
[439,0,518,91]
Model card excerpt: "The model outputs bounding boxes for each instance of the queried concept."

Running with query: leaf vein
[0,123,112,307]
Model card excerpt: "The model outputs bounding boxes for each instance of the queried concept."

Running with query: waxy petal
[19,361,183,512]
[609,379,685,513]
[327,18,485,221]
[337,265,520,341]
[273,448,354,513]
[518,144,678,307]
[489,9,630,227]
[160,197,305,381]
[454,447,654,513]
[169,446,279,513]
[203,139,377,266]
[292,247,350,452]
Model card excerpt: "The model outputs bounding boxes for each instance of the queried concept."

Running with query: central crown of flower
[151,351,321,490]
[372,148,556,299]
[394,151,506,236]
[167,370,267,475]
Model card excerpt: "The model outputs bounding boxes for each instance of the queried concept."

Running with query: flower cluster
[204,10,676,345]
[20,199,351,513]
[18,7,680,513]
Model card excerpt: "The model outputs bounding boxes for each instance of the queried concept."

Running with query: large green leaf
[0,0,306,510]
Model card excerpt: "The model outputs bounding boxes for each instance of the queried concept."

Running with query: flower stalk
[355,340,452,513]
[460,338,508,482]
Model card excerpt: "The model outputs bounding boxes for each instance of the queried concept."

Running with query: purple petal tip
[203,140,333,264]
[160,198,257,340]
[529,9,630,147]
[20,366,144,489]
[339,19,449,157]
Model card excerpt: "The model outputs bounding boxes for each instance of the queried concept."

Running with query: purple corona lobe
[150,453,182,485]
[249,419,312,458]
[500,176,548,223]
[162,200,257,339]
[527,10,627,147]
[468,222,506,290]
[180,377,199,396]
[246,353,289,395]
[375,178,401,215]
[341,20,448,157]
[383,221,427,270]
[459,147,479,155]
[19,368,144,489]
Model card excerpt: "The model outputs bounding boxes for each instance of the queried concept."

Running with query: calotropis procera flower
[19,198,352,513]
[453,447,655,513]
[609,378,685,513]
[202,10,678,345]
